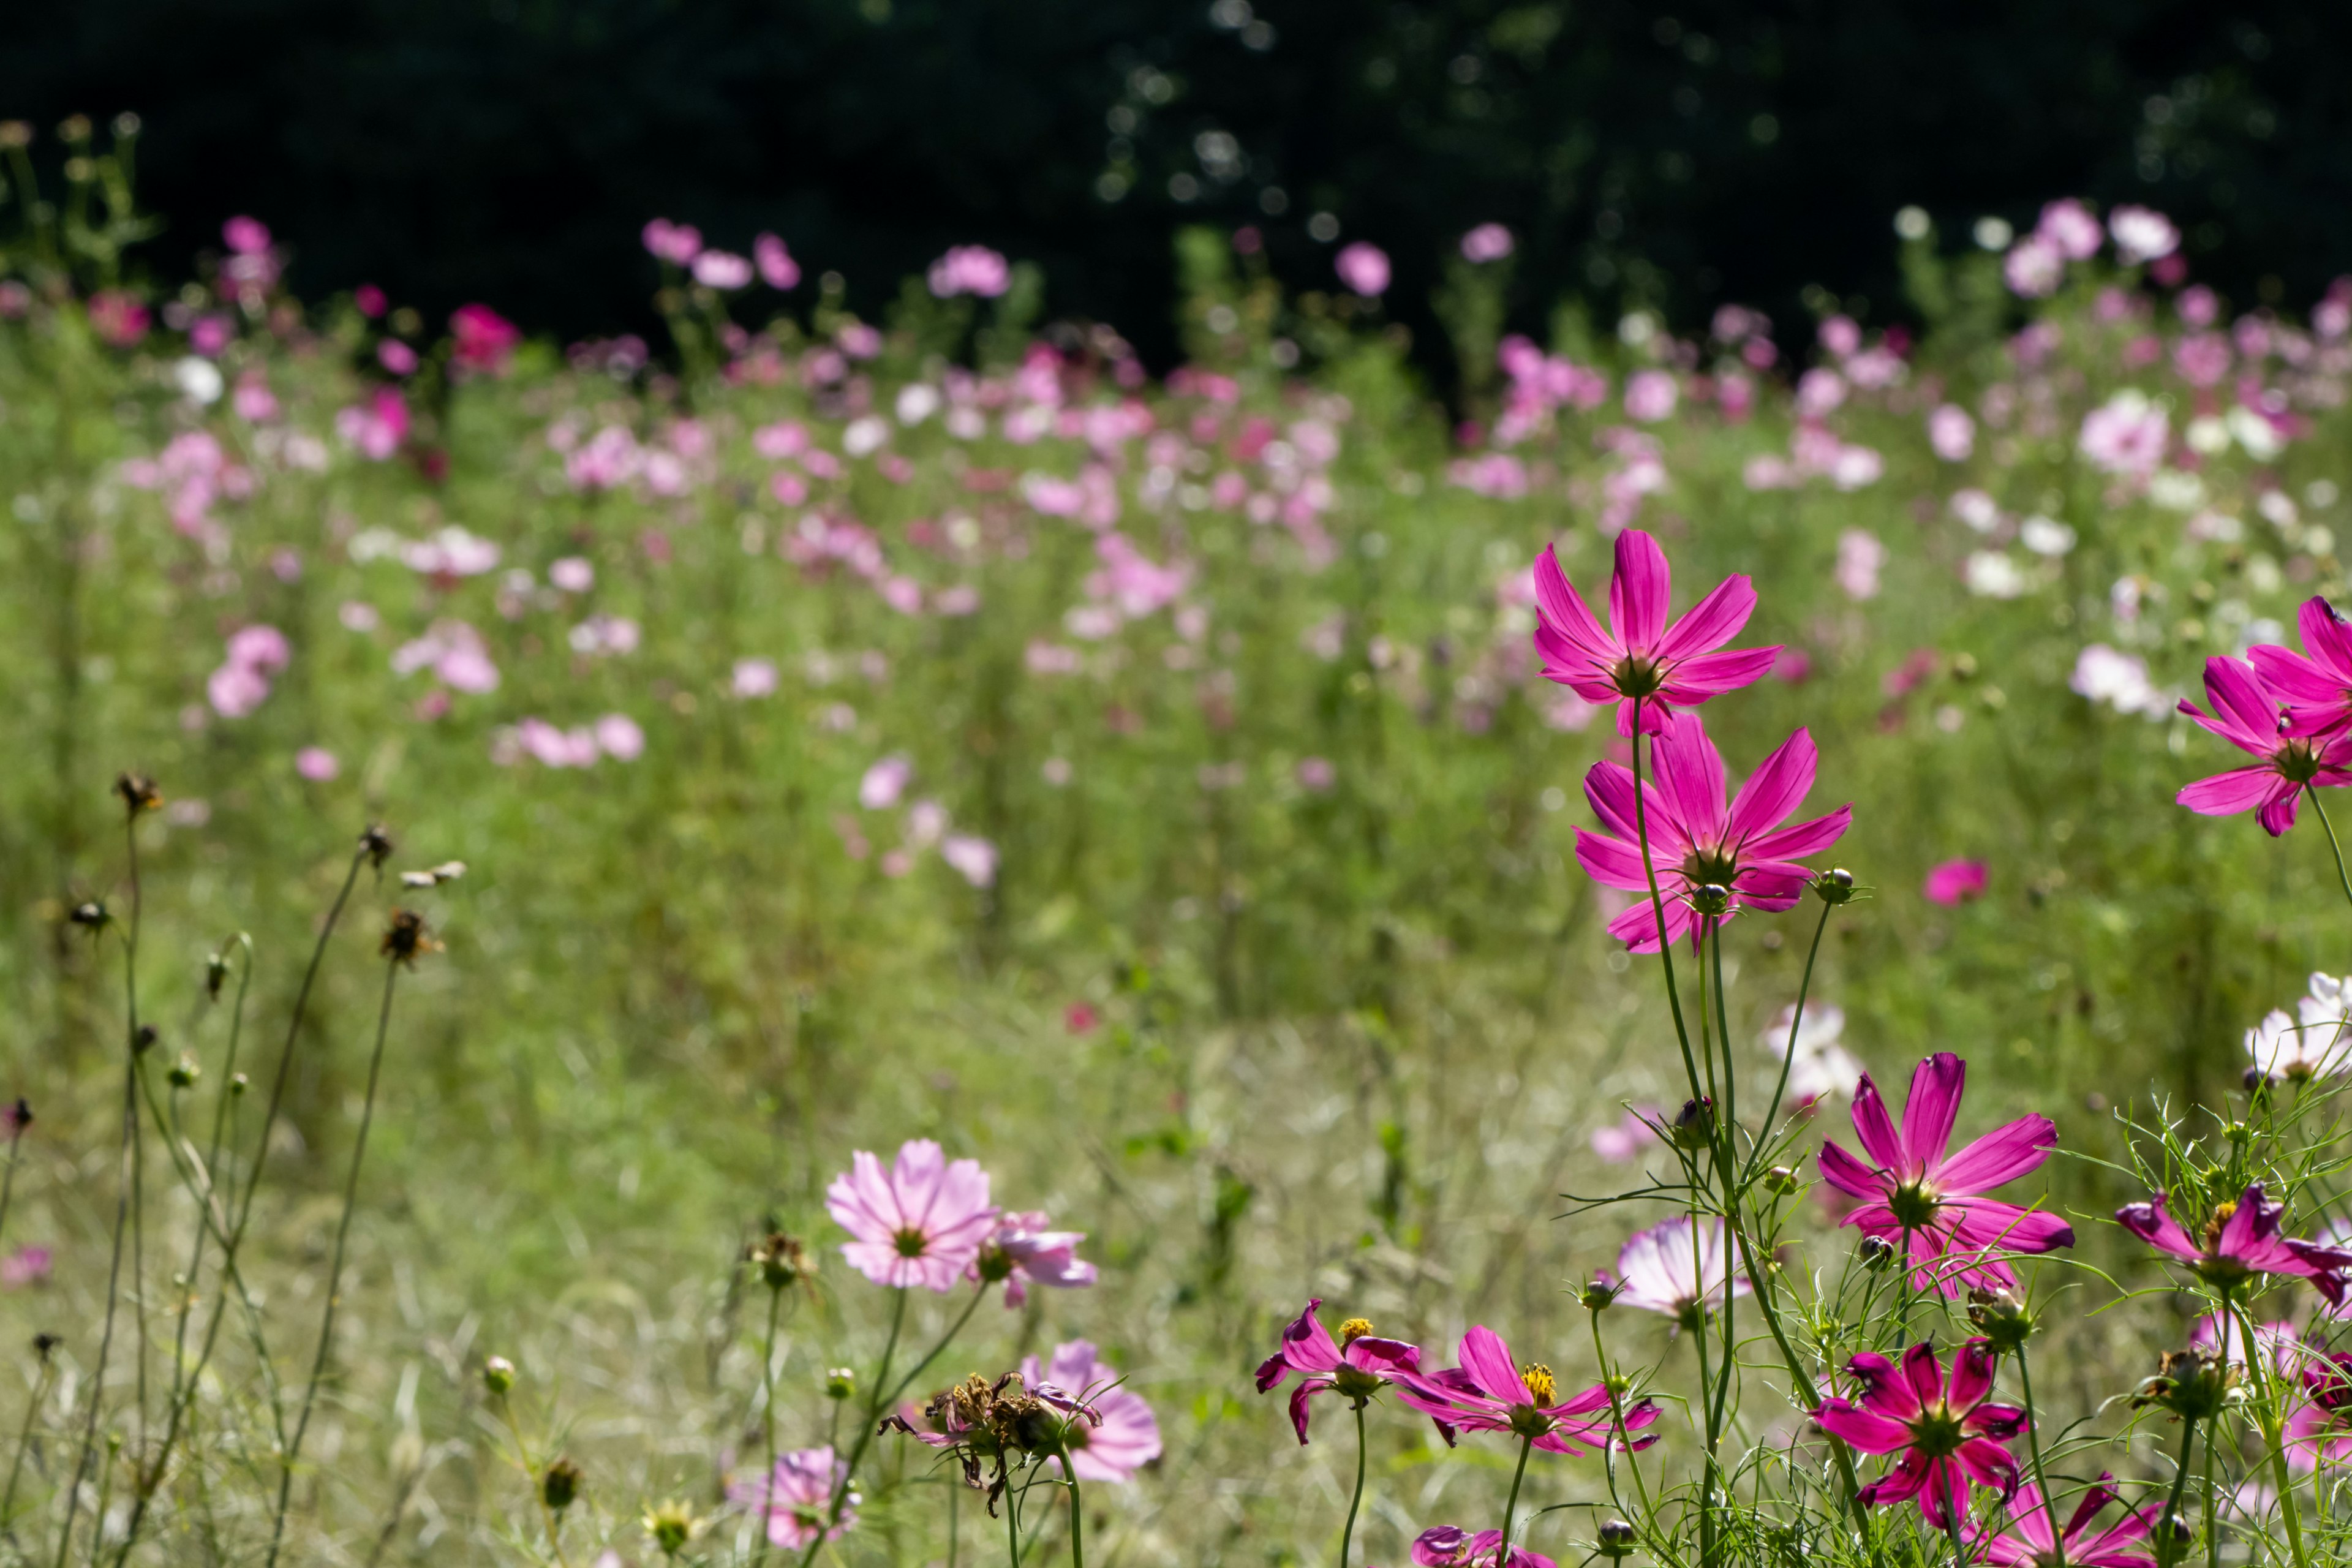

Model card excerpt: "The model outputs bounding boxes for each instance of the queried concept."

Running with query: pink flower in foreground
[1818,1054,2071,1297]
[1394,1326,1658,1455]
[1334,242,1390,298]
[1966,1476,2152,1566]
[2249,597,2352,739]
[2286,1353,2352,1470]
[1411,1526,1553,1568]
[825,1139,998,1291]
[1529,530,1778,737]
[726,1446,854,1548]
[1254,1299,1423,1442]
[755,232,801,290]
[2176,655,2352,837]
[1923,859,1987,905]
[1605,1216,1749,1329]
[970,1212,1096,1307]
[1574,717,1851,953]
[2116,1183,2348,1306]
[941,834,998,888]
[1813,1339,2027,1525]
[449,304,521,375]
[1022,1340,1161,1482]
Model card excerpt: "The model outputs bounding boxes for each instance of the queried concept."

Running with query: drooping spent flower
[1817,1054,2072,1297]
[1254,1299,1422,1442]
[881,1372,1098,1512]
[1812,1339,2028,1526]
[969,1211,1097,1306]
[1410,1525,1555,1568]
[825,1139,999,1291]
[1529,529,1779,738]
[1394,1326,1659,1455]
[1021,1340,1161,1482]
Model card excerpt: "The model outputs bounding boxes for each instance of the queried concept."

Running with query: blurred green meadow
[1,159,2348,1562]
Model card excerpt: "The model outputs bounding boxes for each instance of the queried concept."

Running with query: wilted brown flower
[380,908,439,967]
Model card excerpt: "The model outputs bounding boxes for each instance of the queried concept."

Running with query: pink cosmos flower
[2249,597,2352,739]
[1818,1054,2071,1297]
[755,233,801,290]
[595,714,645,761]
[2285,1352,2352,1470]
[1964,1476,2152,1566]
[727,1446,855,1548]
[860,755,913,810]
[2035,198,2105,262]
[941,835,1000,888]
[1021,1340,1161,1482]
[449,304,521,375]
[355,284,388,317]
[1836,529,1885,601]
[295,747,339,782]
[1254,1299,1424,1442]
[0,1246,51,1289]
[1605,1216,1749,1329]
[733,658,780,698]
[825,1139,998,1291]
[88,290,151,348]
[643,218,703,265]
[1529,530,1778,737]
[2003,237,2064,298]
[1411,1526,1553,1568]
[223,215,272,256]
[2109,205,2180,265]
[2116,1183,2348,1305]
[1334,242,1391,298]
[1922,859,1988,905]
[1574,717,1851,952]
[1393,1326,1659,1456]
[692,250,753,290]
[1460,224,1515,263]
[2176,655,2352,837]
[928,246,1011,299]
[1812,1339,2027,1525]
[1623,369,1678,422]
[1590,1106,1662,1163]
[970,1212,1096,1307]
[1927,404,1975,462]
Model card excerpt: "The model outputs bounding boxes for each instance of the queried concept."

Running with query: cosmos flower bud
[1671,1097,1714,1150]
[360,824,396,868]
[1856,1235,1897,1270]
[167,1053,200,1089]
[1966,1286,2034,1353]
[205,951,230,998]
[69,901,110,930]
[2224,1120,2255,1146]
[134,1025,158,1055]
[483,1355,516,1395]
[228,1072,249,1096]
[825,1366,856,1401]
[643,1499,698,1556]
[540,1457,582,1512]
[1814,868,1856,905]
[1688,883,1732,917]
[1763,1165,1801,1196]
[1597,1520,1637,1556]
[115,772,162,815]
[1579,1275,1620,1313]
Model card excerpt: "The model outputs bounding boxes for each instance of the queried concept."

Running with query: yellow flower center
[1521,1363,1556,1405]
[1338,1317,1375,1343]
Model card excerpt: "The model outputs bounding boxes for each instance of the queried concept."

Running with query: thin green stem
[263,956,402,1568]
[1057,1436,1087,1568]
[2202,1406,2217,1568]
[1,1359,55,1542]
[801,1287,913,1568]
[2307,786,2352,918]
[55,992,140,1568]
[2010,1341,2062,1559]
[755,1285,786,1568]
[1338,1401,1368,1568]
[2155,1415,2198,1568]
[1006,1466,1023,1568]
[1626,697,1708,1113]
[1493,1435,1532,1568]
[1743,899,1835,1188]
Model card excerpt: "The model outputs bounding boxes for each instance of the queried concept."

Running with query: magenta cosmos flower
[2249,597,2352,738]
[2114,1182,2348,1305]
[1021,1340,1162,1482]
[1394,1327,1659,1456]
[1964,1476,2154,1567]
[726,1446,855,1549]
[969,1211,1096,1308]
[1813,1339,2027,1525]
[1254,1299,1423,1442]
[2176,655,2352,836]
[2286,1352,2352,1471]
[1411,1525,1553,1568]
[1818,1054,2071,1297]
[826,1139,998,1291]
[1575,717,1852,952]
[1531,529,1779,737]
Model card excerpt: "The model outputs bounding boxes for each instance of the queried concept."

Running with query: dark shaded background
[8,0,2350,367]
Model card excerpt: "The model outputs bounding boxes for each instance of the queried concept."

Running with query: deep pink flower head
[1254,1299,1423,1442]
[1922,859,1987,906]
[2115,1182,2348,1305]
[1966,1476,2151,1566]
[1335,242,1391,298]
[0,1246,52,1289]
[1020,1340,1161,1482]
[1819,1054,2071,1297]
[726,1446,854,1548]
[449,304,521,375]
[969,1210,1096,1307]
[1411,1526,1553,1568]
[2286,1352,2352,1471]
[1529,531,1778,737]
[2249,597,2352,739]
[825,1139,998,1291]
[1393,1326,1659,1456]
[1460,224,1515,263]
[1574,717,1850,952]
[928,246,1011,299]
[88,290,150,348]
[222,216,272,255]
[2176,655,2352,837]
[643,217,703,265]
[355,283,388,318]
[755,232,801,290]
[1814,1339,2027,1526]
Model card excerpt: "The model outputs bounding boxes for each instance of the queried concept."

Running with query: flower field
[8,125,2352,1564]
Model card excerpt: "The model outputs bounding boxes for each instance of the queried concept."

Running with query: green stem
[1493,1436,1532,1568]
[1626,696,1709,1117]
[1,1360,55,1540]
[55,1001,139,1568]
[755,1285,786,1567]
[1943,1463,1970,1566]
[1742,899,1835,1188]
[2010,1341,2062,1559]
[2230,1298,2312,1568]
[802,1285,917,1568]
[1339,1401,1368,1568]
[2155,1415,2198,1568]
[1058,1438,1087,1568]
[263,956,402,1568]
[1006,1466,1023,1568]
[2203,1406,2217,1568]
[2306,786,2352,918]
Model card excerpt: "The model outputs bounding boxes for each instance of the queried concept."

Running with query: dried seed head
[746,1232,810,1292]
[360,823,396,868]
[32,1332,60,1361]
[114,772,162,816]
[133,1025,159,1055]
[540,1457,582,1512]
[380,908,439,967]
[2,1100,30,1137]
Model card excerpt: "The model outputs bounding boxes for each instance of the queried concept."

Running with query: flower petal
[1848,1071,1905,1172]
[1933,1115,2059,1193]
[1651,715,1729,845]
[1608,529,1671,651]
[1811,1399,1913,1454]
[2179,765,2285,816]
[1725,728,1817,845]
[1901,1054,1967,1172]
[1455,1326,1525,1406]
[1532,545,1618,664]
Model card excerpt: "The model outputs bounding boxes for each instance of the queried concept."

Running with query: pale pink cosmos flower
[595,714,645,761]
[825,1139,998,1291]
[2003,236,2065,298]
[1395,1325,1660,1455]
[1819,1054,2071,1297]
[755,233,801,289]
[2176,655,2352,836]
[2190,1311,2298,1371]
[941,835,999,888]
[642,218,703,265]
[928,246,1011,298]
[1529,530,1779,737]
[1923,859,1988,905]
[1022,1341,1160,1482]
[1460,223,1515,263]
[222,215,272,255]
[692,250,753,290]
[1589,1107,1661,1163]
[1605,1216,1748,1329]
[1623,369,1678,422]
[1928,404,1975,462]
[2109,205,2180,265]
[1762,1002,1864,1106]
[726,1446,855,1548]
[1814,1340,2027,1525]
[2079,391,2169,475]
[548,556,594,593]
[1836,529,1886,601]
[1574,716,1851,952]
[1333,242,1391,298]
[2285,1353,2352,1470]
[1296,756,1336,791]
[859,755,913,810]
[2244,972,2352,1082]
[733,658,780,698]
[295,747,339,782]
[971,1213,1097,1307]
[2035,198,2104,261]
[0,1246,51,1289]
